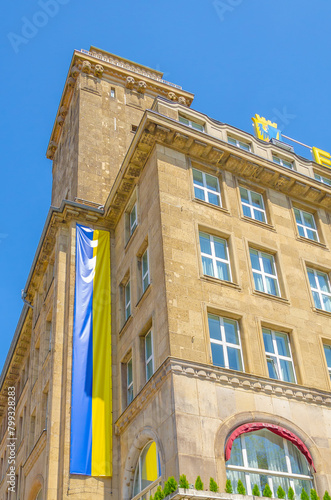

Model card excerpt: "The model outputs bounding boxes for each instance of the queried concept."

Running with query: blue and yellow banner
[70,224,112,476]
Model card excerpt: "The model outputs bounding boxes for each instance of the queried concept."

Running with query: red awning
[225,422,316,472]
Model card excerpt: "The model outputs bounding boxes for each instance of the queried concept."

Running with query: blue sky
[1,0,331,372]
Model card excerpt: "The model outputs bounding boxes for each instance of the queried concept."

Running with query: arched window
[226,425,314,497]
[132,441,161,499]
[35,490,43,500]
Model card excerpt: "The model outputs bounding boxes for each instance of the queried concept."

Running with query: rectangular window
[179,114,204,132]
[192,168,221,206]
[142,248,150,293]
[228,136,251,152]
[323,344,331,380]
[272,155,293,169]
[127,358,133,405]
[293,208,319,241]
[307,268,331,312]
[263,328,296,383]
[208,314,244,371]
[240,187,266,223]
[199,232,231,281]
[250,249,280,296]
[125,192,138,243]
[314,173,331,186]
[129,203,137,235]
[110,87,115,98]
[125,280,131,321]
[145,330,154,381]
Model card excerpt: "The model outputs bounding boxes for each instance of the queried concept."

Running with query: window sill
[119,315,133,337]
[136,283,151,307]
[200,274,241,290]
[124,225,138,252]
[193,198,230,215]
[241,215,276,232]
[312,307,331,318]
[296,235,328,250]
[252,290,289,304]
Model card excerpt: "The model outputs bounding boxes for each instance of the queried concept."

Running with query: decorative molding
[0,319,32,418]
[115,357,331,434]
[46,51,194,159]
[104,109,331,230]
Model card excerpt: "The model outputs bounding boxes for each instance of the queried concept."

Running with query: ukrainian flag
[70,224,112,476]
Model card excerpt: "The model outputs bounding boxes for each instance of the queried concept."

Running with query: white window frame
[308,268,331,311]
[145,330,154,381]
[179,114,204,132]
[129,203,138,236]
[263,328,297,383]
[272,155,293,169]
[132,441,162,500]
[110,87,116,98]
[127,358,133,405]
[228,136,251,152]
[239,186,267,222]
[192,168,222,206]
[314,173,331,186]
[208,315,244,371]
[200,232,232,282]
[323,344,331,380]
[125,280,131,321]
[250,249,280,296]
[142,248,150,294]
[226,432,313,496]
[293,207,319,241]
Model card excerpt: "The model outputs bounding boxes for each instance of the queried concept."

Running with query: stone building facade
[1,46,331,500]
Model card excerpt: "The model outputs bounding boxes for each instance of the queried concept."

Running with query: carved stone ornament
[94,64,104,77]
[67,77,76,88]
[57,115,64,126]
[60,106,68,117]
[178,96,187,106]
[137,80,147,93]
[47,141,58,159]
[168,91,177,101]
[81,60,92,74]
[71,65,80,78]
[126,76,135,89]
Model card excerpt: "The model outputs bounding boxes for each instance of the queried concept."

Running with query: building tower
[1,46,331,500]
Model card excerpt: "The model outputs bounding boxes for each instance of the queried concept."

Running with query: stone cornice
[0,313,32,419]
[46,49,194,160]
[104,108,331,230]
[23,430,47,476]
[0,201,106,406]
[115,357,331,434]
[115,357,172,434]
